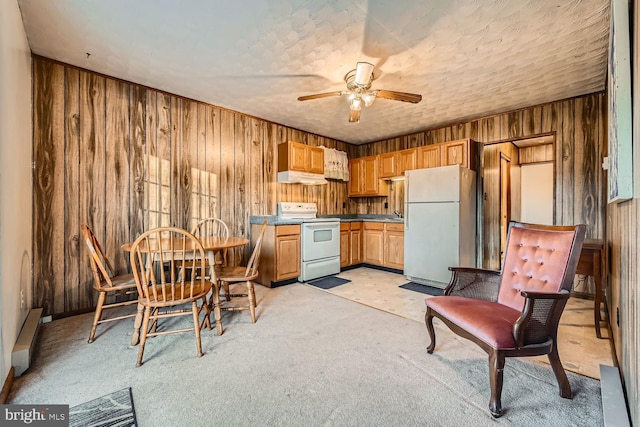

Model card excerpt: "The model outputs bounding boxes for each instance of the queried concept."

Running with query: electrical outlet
[342,202,346,208]
[384,202,388,208]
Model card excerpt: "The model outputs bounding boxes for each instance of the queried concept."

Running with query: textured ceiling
[17,0,610,144]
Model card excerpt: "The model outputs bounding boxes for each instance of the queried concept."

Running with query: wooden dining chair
[81,224,139,343]
[129,227,212,367]
[192,218,229,266]
[210,220,267,335]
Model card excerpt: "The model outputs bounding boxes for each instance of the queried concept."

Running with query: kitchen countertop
[249,214,404,226]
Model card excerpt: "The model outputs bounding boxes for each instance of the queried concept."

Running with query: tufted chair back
[497,224,581,312]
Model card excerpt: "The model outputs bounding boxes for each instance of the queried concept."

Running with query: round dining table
[121,235,249,345]
[120,236,249,254]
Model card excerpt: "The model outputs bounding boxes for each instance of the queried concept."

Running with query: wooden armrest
[513,290,570,347]
[448,266,501,276]
[444,267,501,300]
[520,290,570,300]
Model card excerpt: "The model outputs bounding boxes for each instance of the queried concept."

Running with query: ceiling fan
[297,62,422,123]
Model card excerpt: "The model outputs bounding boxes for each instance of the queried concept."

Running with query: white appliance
[404,165,477,288]
[277,202,340,281]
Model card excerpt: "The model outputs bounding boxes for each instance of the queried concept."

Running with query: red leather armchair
[425,222,586,417]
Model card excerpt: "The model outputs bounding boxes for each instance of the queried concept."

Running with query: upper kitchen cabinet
[418,144,441,168]
[379,148,417,178]
[349,156,388,197]
[440,139,470,168]
[418,139,477,170]
[277,141,324,174]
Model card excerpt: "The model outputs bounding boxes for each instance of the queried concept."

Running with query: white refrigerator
[404,164,477,288]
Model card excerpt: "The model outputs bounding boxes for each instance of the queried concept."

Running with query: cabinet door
[349,158,363,196]
[384,230,404,269]
[275,234,301,280]
[350,229,362,264]
[378,152,397,178]
[308,146,325,174]
[288,142,308,171]
[397,148,417,175]
[363,228,384,265]
[418,145,441,168]
[441,140,468,168]
[362,156,380,194]
[340,230,350,267]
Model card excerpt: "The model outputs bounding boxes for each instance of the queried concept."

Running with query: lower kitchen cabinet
[363,222,404,269]
[252,223,300,287]
[340,223,350,267]
[363,222,385,265]
[350,223,363,265]
[340,221,363,267]
[383,223,404,269]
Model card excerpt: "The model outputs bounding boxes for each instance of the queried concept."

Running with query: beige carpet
[10,284,602,426]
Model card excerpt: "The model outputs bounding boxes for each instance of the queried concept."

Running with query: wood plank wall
[31,54,639,423]
[32,57,355,316]
[605,4,640,423]
[353,93,607,273]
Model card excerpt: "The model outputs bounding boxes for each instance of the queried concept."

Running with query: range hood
[277,170,328,185]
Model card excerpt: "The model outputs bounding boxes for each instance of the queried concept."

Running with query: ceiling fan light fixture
[362,91,376,107]
[354,62,374,86]
[350,97,362,110]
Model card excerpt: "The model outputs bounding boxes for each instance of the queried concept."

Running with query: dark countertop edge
[249,215,403,225]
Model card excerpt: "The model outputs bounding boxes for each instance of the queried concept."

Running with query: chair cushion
[498,226,574,312]
[426,296,521,349]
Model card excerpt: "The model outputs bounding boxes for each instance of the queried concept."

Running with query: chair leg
[488,350,505,418]
[547,340,572,399]
[212,281,224,336]
[201,296,212,330]
[247,280,256,323]
[88,292,107,343]
[136,307,152,367]
[150,308,160,333]
[425,309,436,354]
[224,282,231,301]
[131,302,144,346]
[192,301,204,358]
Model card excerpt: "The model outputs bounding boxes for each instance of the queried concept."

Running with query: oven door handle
[303,223,339,230]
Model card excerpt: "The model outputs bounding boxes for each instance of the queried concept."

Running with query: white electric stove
[277,202,341,281]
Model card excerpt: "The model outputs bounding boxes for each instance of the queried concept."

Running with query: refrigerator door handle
[405,174,409,230]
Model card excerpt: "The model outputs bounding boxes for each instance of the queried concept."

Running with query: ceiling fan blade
[297,91,343,101]
[354,62,374,86]
[349,109,361,123]
[376,90,422,104]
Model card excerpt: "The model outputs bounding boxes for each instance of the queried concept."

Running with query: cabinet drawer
[385,223,404,232]
[340,222,350,232]
[276,224,301,236]
[350,221,362,230]
[364,222,384,230]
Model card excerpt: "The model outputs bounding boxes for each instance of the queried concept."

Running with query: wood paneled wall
[32,57,355,316]
[605,4,640,423]
[353,93,607,273]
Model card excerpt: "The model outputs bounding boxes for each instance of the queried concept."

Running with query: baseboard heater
[12,308,43,376]
[600,364,630,427]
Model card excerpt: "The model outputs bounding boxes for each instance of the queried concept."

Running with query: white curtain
[320,146,349,181]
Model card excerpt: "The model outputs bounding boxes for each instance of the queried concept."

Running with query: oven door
[301,221,340,261]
